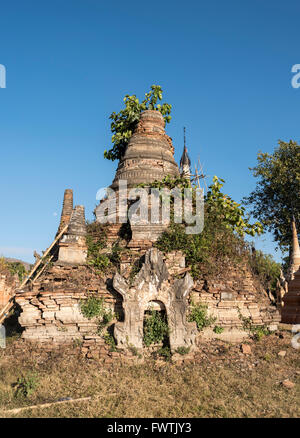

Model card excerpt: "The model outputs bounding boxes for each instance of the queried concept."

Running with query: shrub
[15,372,39,398]
[103,332,117,352]
[156,346,172,361]
[154,176,263,279]
[237,308,270,341]
[188,302,216,331]
[80,296,106,320]
[143,310,169,347]
[213,326,224,334]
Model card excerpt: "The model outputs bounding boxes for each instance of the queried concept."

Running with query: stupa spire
[290,216,300,277]
[57,189,73,235]
[180,127,191,179]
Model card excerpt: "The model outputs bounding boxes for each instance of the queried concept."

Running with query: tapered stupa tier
[111,110,180,189]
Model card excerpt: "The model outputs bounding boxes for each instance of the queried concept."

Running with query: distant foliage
[249,250,281,293]
[0,257,26,281]
[104,85,172,161]
[243,140,300,252]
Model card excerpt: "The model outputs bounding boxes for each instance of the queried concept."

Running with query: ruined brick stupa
[15,110,280,358]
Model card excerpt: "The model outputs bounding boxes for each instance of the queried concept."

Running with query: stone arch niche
[112,248,197,352]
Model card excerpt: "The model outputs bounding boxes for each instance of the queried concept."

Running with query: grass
[0,332,299,418]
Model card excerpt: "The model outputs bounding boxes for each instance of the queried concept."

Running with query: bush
[143,310,169,347]
[188,302,216,331]
[86,223,124,274]
[238,309,270,341]
[213,326,224,334]
[156,346,172,361]
[80,296,106,320]
[154,176,263,279]
[0,257,27,281]
[103,332,117,352]
[14,372,39,398]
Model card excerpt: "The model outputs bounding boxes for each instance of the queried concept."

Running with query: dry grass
[0,331,299,418]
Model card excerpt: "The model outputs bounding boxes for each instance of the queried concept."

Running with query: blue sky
[0,0,299,263]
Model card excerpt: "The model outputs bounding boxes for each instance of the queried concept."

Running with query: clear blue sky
[0,0,299,263]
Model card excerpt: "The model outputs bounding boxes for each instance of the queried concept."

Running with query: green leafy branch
[104,85,172,161]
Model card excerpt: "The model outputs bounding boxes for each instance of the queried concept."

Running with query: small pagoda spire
[57,189,73,236]
[290,216,300,278]
[180,127,191,179]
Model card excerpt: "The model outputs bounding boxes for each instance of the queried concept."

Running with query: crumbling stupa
[14,110,280,360]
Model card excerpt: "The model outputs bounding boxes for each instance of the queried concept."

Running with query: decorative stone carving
[112,248,197,351]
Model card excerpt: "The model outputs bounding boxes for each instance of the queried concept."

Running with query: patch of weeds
[73,338,83,348]
[80,296,106,320]
[213,326,224,334]
[88,254,111,273]
[14,372,39,399]
[80,296,117,345]
[98,308,114,334]
[129,257,144,285]
[237,308,270,341]
[175,346,190,355]
[128,344,142,358]
[188,301,216,331]
[103,332,117,352]
[109,244,123,269]
[263,353,272,362]
[252,326,270,341]
[156,346,172,362]
[143,310,169,347]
